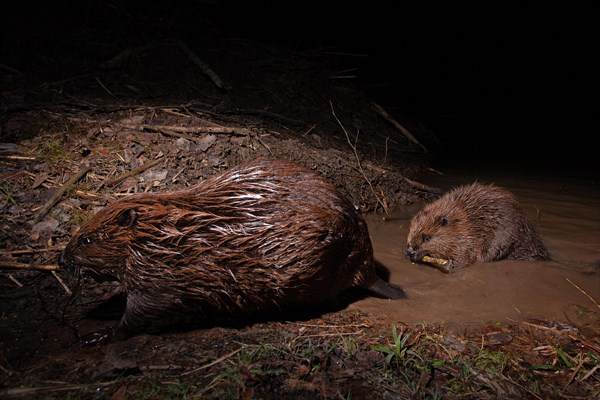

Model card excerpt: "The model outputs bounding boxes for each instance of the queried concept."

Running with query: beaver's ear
[116,208,137,228]
[439,216,449,226]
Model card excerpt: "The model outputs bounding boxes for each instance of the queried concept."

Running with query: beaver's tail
[367,278,406,299]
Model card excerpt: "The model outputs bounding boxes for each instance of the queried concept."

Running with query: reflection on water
[351,170,600,327]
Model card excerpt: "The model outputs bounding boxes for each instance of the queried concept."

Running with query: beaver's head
[59,201,154,271]
[406,199,479,270]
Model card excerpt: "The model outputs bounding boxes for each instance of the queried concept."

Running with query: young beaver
[406,182,550,272]
[60,158,404,338]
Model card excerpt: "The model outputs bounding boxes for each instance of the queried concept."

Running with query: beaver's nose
[405,246,416,258]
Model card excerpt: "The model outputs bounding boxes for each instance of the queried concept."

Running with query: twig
[301,332,364,339]
[7,274,23,287]
[298,323,372,329]
[51,270,72,295]
[0,63,25,76]
[122,123,253,137]
[181,347,242,376]
[330,101,388,214]
[362,161,442,194]
[500,376,544,400]
[566,277,600,310]
[102,156,164,187]
[402,176,443,194]
[95,77,116,98]
[372,102,428,153]
[144,128,199,142]
[0,261,59,271]
[174,39,228,90]
[0,249,35,256]
[0,247,64,256]
[33,166,91,224]
[0,155,37,161]
[562,354,586,392]
[1,381,115,397]
[254,135,274,157]
[582,364,599,381]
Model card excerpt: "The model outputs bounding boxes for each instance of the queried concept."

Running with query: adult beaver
[60,158,404,338]
[406,182,550,272]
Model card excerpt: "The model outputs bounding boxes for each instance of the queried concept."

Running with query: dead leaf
[109,384,127,400]
[198,134,216,152]
[32,172,48,189]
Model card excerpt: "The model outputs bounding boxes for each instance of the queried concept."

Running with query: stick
[121,123,252,136]
[566,277,600,310]
[181,347,242,376]
[0,155,37,161]
[52,270,72,295]
[0,249,36,256]
[7,274,23,287]
[102,156,164,187]
[95,77,116,98]
[562,354,585,392]
[33,166,91,224]
[401,176,443,194]
[582,364,599,381]
[1,382,115,397]
[0,247,64,256]
[174,39,227,90]
[0,63,25,76]
[372,102,428,153]
[362,161,442,194]
[330,101,388,214]
[0,261,59,271]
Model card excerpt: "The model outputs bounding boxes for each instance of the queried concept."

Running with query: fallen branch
[402,176,443,195]
[102,156,164,187]
[362,161,442,195]
[174,39,228,90]
[120,123,253,137]
[0,261,59,271]
[0,155,37,161]
[1,382,115,397]
[372,102,428,153]
[0,247,64,256]
[33,166,91,224]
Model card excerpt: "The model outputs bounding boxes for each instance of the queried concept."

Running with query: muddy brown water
[350,169,600,329]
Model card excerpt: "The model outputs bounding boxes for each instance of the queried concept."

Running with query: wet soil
[1,2,599,399]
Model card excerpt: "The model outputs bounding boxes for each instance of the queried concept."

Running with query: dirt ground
[1,2,599,399]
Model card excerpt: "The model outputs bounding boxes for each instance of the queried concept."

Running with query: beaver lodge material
[1,2,598,399]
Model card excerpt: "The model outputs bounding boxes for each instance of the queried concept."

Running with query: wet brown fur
[406,182,550,270]
[60,159,403,337]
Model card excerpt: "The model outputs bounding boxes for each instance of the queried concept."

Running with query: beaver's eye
[79,235,93,246]
[422,234,431,243]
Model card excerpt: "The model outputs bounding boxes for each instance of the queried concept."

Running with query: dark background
[2,1,597,174]
[218,3,596,173]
